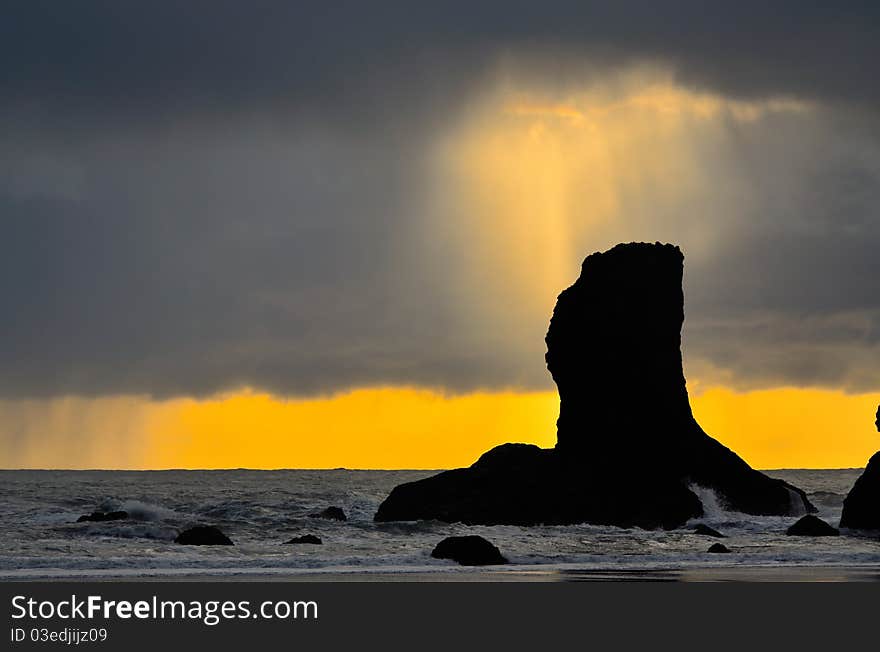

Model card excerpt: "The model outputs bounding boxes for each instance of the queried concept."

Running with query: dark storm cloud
[680,107,880,391]
[3,2,880,120]
[2,2,880,398]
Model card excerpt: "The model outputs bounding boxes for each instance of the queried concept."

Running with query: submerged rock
[284,534,323,545]
[430,535,507,566]
[786,515,839,536]
[76,511,129,523]
[309,507,347,521]
[693,524,725,538]
[707,543,731,553]
[839,407,880,531]
[174,525,233,546]
[376,243,813,529]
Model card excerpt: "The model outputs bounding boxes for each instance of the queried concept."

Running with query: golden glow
[1,386,877,470]
[0,389,557,470]
[428,71,811,348]
[149,388,557,469]
[692,387,880,470]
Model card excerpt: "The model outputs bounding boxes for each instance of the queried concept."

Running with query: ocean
[2,468,879,581]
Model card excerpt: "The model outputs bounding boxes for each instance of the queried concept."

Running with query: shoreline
[5,563,880,582]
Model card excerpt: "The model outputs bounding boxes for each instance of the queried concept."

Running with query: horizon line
[0,465,866,473]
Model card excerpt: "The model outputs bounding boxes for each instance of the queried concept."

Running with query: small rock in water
[785,514,839,537]
[309,507,347,521]
[175,525,234,546]
[693,524,725,538]
[431,535,507,566]
[76,511,129,523]
[707,543,731,553]
[284,534,322,545]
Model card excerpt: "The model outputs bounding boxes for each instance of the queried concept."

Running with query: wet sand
[9,564,880,582]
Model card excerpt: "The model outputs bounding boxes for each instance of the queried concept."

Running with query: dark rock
[309,507,347,521]
[839,406,880,531]
[376,443,701,529]
[545,243,813,517]
[786,514,839,536]
[376,243,813,529]
[76,511,129,523]
[707,543,731,553]
[693,524,725,538]
[174,526,233,546]
[283,534,323,545]
[430,535,507,566]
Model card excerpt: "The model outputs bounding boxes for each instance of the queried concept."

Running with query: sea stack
[375,242,813,529]
[839,406,880,530]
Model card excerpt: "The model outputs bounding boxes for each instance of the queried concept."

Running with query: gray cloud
[1,2,880,398]
[4,3,880,121]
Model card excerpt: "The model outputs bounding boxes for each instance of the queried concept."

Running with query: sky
[2,2,879,469]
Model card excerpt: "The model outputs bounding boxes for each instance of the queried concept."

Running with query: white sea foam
[688,484,733,520]
[119,500,179,521]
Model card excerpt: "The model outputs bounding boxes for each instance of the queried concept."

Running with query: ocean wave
[93,498,179,522]
[809,490,846,507]
[1,468,871,577]
[688,484,734,520]
[85,523,179,541]
[120,500,180,521]
[373,520,448,535]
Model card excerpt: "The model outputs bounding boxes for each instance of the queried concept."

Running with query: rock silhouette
[839,406,880,531]
[786,515,839,536]
[375,243,814,529]
[284,534,323,545]
[76,510,128,523]
[376,442,701,528]
[430,535,507,566]
[707,543,731,553]
[693,524,725,538]
[174,525,233,546]
[309,507,347,521]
